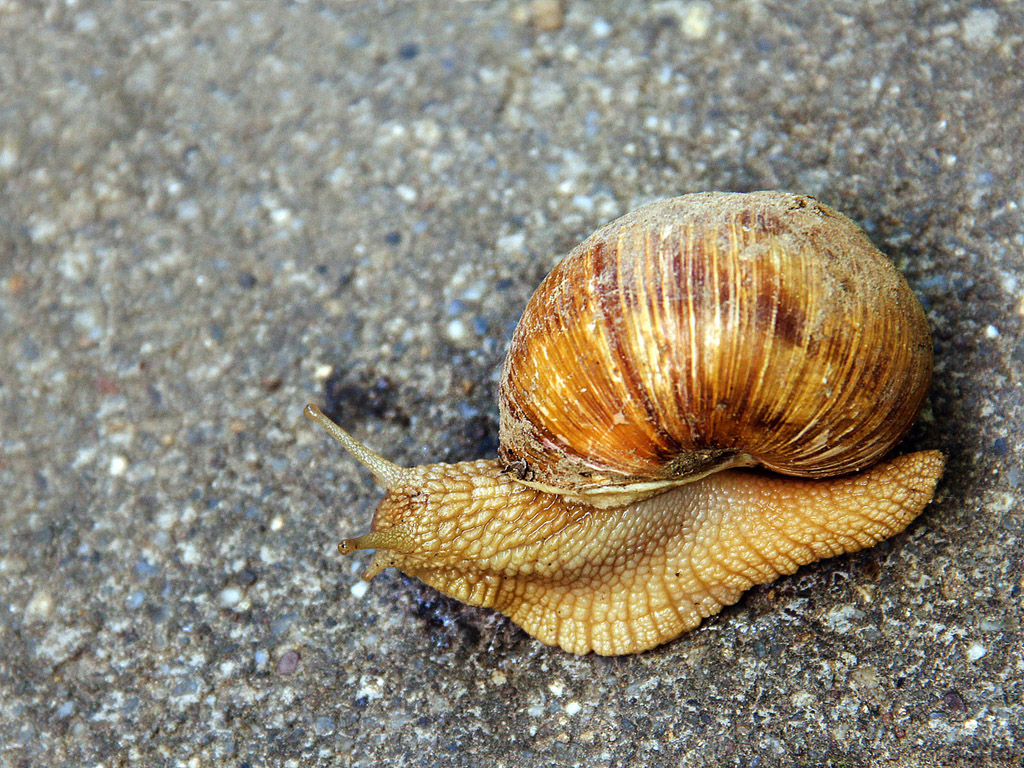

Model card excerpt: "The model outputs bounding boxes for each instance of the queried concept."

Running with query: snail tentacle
[305,403,406,489]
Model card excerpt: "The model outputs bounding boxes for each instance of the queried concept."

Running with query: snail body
[307,191,944,655]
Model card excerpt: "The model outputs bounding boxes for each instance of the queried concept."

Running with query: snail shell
[499,191,933,504]
[306,190,943,655]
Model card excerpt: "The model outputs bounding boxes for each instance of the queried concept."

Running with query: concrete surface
[1,1,1022,766]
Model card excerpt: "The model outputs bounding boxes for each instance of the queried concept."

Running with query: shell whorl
[498,191,933,501]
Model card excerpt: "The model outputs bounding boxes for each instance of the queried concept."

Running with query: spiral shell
[498,191,933,501]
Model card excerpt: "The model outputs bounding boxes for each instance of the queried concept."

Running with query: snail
[305,191,944,655]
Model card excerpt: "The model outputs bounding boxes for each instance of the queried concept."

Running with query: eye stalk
[304,403,407,489]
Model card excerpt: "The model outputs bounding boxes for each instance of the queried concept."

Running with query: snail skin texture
[306,191,944,655]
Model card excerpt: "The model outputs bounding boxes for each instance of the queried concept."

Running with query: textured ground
[1,1,1022,766]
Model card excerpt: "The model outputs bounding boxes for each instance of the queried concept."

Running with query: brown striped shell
[498,191,933,504]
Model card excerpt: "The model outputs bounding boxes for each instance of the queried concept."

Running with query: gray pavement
[1,1,1022,766]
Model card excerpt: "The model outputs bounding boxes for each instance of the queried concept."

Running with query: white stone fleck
[270,515,284,531]
[572,195,594,214]
[109,455,128,476]
[682,2,712,39]
[655,1,712,40]
[564,701,581,715]
[327,166,352,189]
[74,11,98,32]
[26,590,54,619]
[496,231,526,254]
[822,604,865,634]
[596,198,620,219]
[218,587,242,607]
[269,207,293,226]
[176,200,200,222]
[965,641,987,662]
[357,675,385,701]
[791,689,816,708]
[349,580,369,599]
[461,280,487,302]
[985,324,999,339]
[125,61,158,96]
[446,318,468,342]
[395,184,417,203]
[179,542,201,565]
[849,665,880,689]
[314,364,333,380]
[412,118,442,146]
[0,144,17,171]
[548,680,564,696]
[961,8,999,49]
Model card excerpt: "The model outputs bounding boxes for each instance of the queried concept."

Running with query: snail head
[304,403,514,583]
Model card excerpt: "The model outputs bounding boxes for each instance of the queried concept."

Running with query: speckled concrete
[1,1,1021,766]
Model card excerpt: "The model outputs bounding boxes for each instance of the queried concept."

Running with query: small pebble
[350,580,369,599]
[278,650,301,675]
[218,587,242,607]
[849,665,880,690]
[942,690,966,713]
[965,641,987,662]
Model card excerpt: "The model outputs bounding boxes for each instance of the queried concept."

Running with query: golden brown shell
[498,191,933,501]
